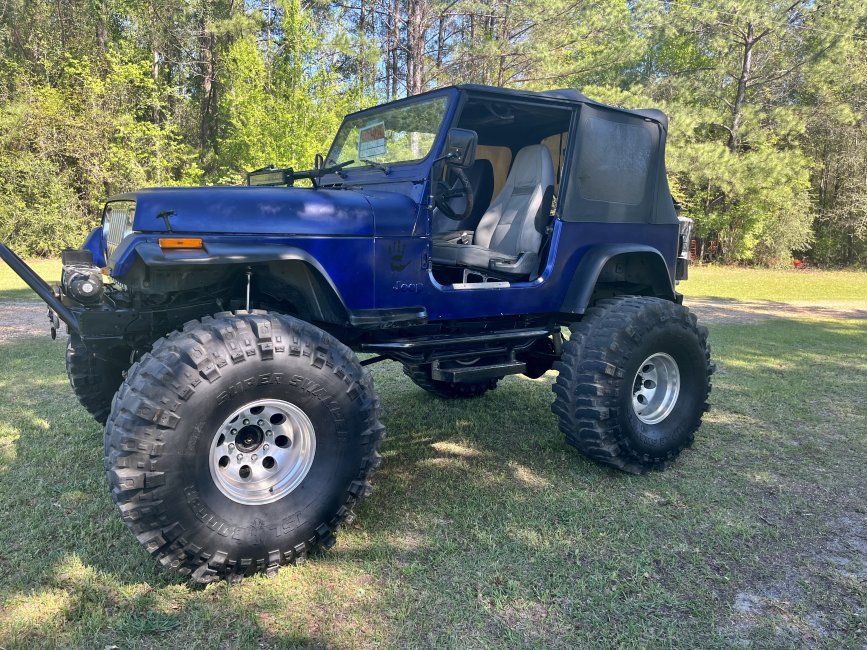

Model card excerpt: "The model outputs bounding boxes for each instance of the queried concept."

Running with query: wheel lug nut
[228,443,235,450]
[252,454,258,461]
[263,444,269,451]
[243,419,250,425]
[231,428,237,434]
[266,430,272,436]
[257,419,264,426]
[237,454,243,461]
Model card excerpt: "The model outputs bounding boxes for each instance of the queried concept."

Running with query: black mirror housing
[444,128,477,168]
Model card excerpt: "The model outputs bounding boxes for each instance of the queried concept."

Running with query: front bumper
[0,242,214,345]
[0,242,81,334]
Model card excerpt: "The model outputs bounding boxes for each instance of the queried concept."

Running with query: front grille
[103,201,136,259]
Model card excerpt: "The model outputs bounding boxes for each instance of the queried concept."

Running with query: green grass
[680,265,867,303]
[0,266,865,648]
[0,258,61,301]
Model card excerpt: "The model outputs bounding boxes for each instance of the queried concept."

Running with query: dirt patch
[686,298,867,325]
[724,514,867,647]
[0,300,55,344]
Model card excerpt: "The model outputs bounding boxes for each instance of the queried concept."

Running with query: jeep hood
[109,186,419,237]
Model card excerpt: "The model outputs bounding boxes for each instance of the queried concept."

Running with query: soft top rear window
[561,105,661,223]
[575,117,651,206]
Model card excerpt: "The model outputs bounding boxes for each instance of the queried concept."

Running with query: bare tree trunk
[151,49,161,123]
[358,0,366,91]
[391,0,400,98]
[96,0,108,53]
[200,31,217,156]
[496,5,510,87]
[405,0,427,95]
[436,13,445,86]
[485,9,495,84]
[729,22,766,152]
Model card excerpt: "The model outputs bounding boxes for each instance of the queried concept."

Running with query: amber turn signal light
[159,237,204,250]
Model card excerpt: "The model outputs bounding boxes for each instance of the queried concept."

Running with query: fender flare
[560,244,676,315]
[130,241,351,322]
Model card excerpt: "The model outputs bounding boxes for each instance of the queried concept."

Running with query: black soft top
[452,84,669,131]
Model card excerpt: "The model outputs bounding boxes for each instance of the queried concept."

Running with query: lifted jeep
[1,84,712,583]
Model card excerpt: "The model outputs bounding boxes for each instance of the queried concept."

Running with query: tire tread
[551,296,714,474]
[66,335,126,424]
[104,311,385,583]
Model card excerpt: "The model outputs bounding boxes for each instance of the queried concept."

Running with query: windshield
[326,95,449,169]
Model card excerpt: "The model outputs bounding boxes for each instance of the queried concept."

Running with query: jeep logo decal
[392,281,423,293]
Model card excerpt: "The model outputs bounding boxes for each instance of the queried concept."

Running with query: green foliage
[674,143,813,264]
[213,0,357,182]
[0,0,864,264]
[0,151,87,256]
[0,47,203,255]
[0,0,358,255]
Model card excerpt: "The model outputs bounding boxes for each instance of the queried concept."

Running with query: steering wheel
[434,167,474,221]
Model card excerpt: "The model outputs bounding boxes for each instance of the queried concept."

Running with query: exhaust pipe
[0,242,80,333]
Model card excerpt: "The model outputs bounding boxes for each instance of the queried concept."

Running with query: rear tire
[105,311,384,583]
[403,363,499,398]
[66,334,127,424]
[551,297,713,473]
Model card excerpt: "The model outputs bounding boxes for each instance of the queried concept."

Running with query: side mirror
[443,128,477,168]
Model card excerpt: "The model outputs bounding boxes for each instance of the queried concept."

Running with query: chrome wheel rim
[208,399,316,505]
[631,352,680,424]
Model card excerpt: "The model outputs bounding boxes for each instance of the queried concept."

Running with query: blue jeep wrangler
[1,84,712,582]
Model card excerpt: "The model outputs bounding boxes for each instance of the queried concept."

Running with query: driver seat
[432,144,554,278]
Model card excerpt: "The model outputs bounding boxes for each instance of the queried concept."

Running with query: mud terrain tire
[66,334,127,424]
[104,311,384,583]
[552,297,713,473]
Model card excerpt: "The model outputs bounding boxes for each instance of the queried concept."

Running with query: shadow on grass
[0,316,864,647]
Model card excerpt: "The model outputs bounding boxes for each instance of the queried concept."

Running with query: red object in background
[793,259,803,268]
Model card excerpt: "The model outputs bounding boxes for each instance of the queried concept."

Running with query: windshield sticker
[358,121,386,159]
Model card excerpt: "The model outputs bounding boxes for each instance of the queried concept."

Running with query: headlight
[102,201,136,260]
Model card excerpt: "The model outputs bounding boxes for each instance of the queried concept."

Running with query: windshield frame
[321,88,459,183]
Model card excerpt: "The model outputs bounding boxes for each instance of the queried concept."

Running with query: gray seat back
[473,144,555,259]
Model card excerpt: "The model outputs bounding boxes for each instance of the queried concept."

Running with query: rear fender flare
[560,244,675,315]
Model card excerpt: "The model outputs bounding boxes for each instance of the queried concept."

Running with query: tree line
[0,0,865,266]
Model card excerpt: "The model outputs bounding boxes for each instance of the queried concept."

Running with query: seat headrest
[509,145,554,192]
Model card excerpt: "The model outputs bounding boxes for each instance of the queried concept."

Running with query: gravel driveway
[685,297,867,325]
[0,300,54,344]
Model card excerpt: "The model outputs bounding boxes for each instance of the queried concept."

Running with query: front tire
[66,334,128,424]
[105,311,384,583]
[552,297,713,473]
